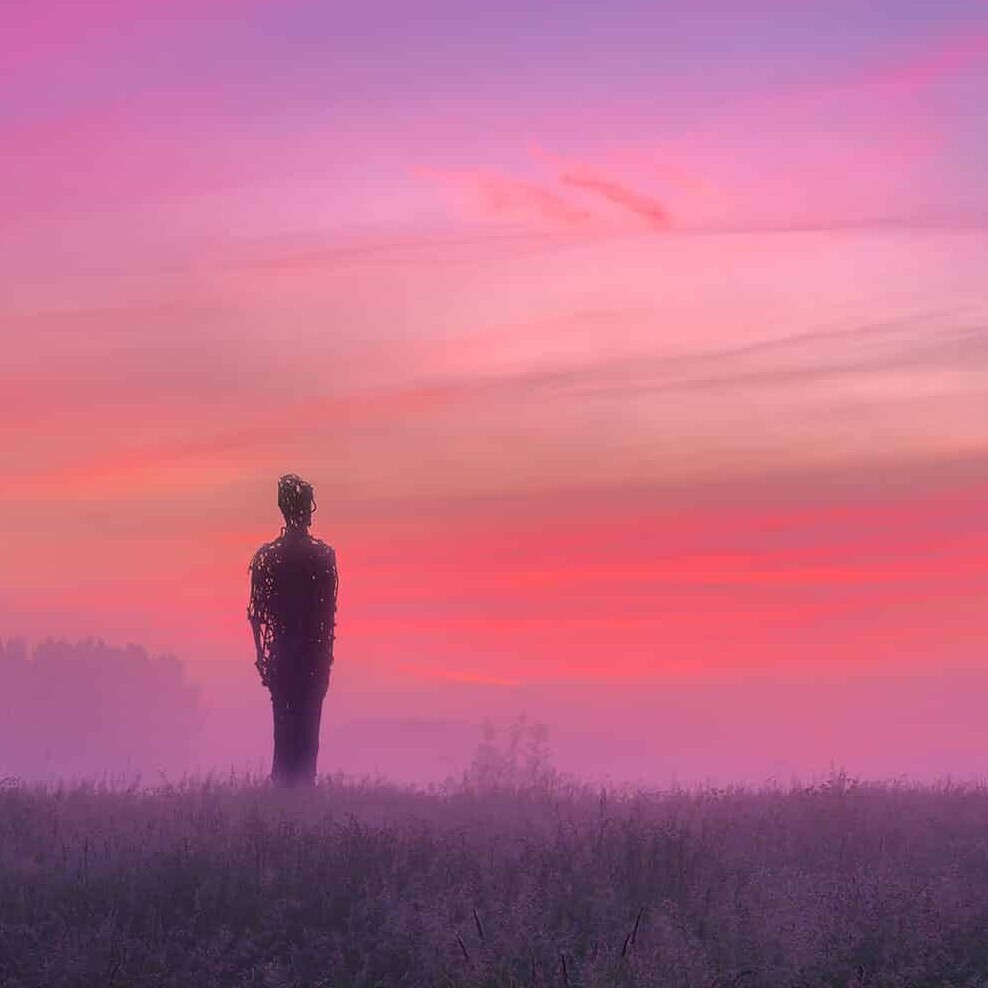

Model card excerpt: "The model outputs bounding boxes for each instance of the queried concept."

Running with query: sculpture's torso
[249,530,337,691]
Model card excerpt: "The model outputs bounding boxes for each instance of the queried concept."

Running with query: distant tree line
[0,637,202,782]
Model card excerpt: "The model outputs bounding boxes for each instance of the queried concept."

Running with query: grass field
[2,769,988,987]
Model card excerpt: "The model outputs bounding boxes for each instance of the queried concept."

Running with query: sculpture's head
[278,473,316,530]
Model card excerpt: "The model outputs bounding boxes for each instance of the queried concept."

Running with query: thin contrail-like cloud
[559,170,671,228]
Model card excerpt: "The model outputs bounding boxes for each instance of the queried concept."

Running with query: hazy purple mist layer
[2,638,984,787]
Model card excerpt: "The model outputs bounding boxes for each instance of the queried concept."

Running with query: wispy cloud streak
[559,170,671,228]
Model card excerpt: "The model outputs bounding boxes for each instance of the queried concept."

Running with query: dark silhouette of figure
[248,475,338,785]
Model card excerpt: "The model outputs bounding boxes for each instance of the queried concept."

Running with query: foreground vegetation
[2,767,988,987]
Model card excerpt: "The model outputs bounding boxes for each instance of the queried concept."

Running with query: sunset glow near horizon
[4,2,988,779]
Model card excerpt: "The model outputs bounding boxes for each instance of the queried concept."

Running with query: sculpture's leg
[298,687,325,784]
[270,689,293,785]
[272,669,325,786]
[273,686,306,786]
[282,690,300,785]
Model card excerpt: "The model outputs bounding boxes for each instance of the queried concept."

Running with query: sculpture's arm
[247,558,271,688]
[330,549,339,650]
[314,549,338,690]
[249,614,265,671]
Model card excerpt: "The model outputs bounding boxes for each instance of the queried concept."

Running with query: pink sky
[3,1,988,782]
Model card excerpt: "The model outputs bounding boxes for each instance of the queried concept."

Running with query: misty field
[2,772,988,988]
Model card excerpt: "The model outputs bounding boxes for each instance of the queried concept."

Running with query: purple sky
[2,0,987,783]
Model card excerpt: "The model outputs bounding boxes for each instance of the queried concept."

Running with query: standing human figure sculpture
[248,474,338,786]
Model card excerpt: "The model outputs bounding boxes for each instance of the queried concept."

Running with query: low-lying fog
[2,637,984,787]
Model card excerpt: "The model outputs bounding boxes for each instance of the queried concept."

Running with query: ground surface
[1,773,988,987]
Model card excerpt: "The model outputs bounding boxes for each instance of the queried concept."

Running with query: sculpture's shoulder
[306,536,337,572]
[250,535,286,573]
[250,532,335,577]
